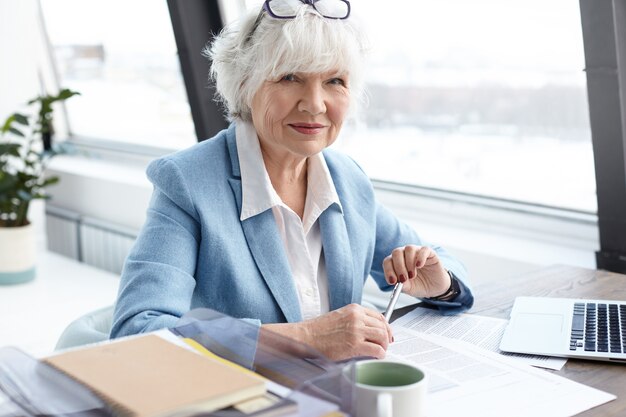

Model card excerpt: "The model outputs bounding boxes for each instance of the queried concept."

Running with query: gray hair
[205,4,369,122]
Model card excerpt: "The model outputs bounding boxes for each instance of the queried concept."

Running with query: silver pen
[383,282,403,322]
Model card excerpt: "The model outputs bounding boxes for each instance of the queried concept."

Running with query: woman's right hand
[263,304,393,361]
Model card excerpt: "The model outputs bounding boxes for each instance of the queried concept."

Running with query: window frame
[167,0,229,142]
[45,0,626,272]
[39,0,223,154]
[580,0,626,272]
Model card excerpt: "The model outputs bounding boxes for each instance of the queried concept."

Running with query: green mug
[347,359,427,417]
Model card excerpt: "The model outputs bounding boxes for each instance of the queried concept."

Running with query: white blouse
[236,121,342,320]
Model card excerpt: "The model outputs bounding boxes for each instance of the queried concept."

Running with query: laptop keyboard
[569,302,626,353]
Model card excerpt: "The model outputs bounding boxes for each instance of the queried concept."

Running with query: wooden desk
[395,265,626,417]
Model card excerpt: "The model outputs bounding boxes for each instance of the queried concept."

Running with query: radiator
[46,205,138,275]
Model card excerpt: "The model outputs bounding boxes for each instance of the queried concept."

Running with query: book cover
[44,334,266,417]
[209,393,297,417]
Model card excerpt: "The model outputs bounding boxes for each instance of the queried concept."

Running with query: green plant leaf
[1,114,16,134]
[41,176,60,187]
[27,94,43,105]
[2,87,79,214]
[17,171,37,182]
[8,127,24,137]
[0,173,19,193]
[56,88,81,101]
[13,113,29,125]
[0,144,21,157]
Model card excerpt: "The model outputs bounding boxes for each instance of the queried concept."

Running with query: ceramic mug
[348,359,427,417]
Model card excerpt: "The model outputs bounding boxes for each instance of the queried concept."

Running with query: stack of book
[43,334,301,417]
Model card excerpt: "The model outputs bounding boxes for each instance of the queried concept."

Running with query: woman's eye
[281,74,296,82]
[328,78,346,86]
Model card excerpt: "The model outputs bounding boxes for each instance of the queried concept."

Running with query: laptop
[499,296,626,363]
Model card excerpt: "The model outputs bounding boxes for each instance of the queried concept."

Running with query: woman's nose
[298,83,327,115]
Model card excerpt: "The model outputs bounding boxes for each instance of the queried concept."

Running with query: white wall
[0,0,39,116]
[0,0,58,249]
[47,155,152,232]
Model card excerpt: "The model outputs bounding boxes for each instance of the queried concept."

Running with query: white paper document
[388,326,615,417]
[393,307,567,370]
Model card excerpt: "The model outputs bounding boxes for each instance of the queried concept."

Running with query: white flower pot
[0,223,36,285]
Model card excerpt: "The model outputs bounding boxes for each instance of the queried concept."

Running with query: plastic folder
[0,309,360,417]
[171,309,356,415]
[0,346,113,417]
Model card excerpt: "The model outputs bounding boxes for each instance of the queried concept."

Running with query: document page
[387,327,615,417]
[393,307,567,370]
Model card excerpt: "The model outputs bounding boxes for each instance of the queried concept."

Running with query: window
[239,0,595,212]
[41,0,196,149]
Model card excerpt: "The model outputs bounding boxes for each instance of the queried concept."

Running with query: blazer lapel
[226,129,302,323]
[319,204,356,311]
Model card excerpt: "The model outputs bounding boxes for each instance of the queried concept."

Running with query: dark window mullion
[580,0,626,272]
[167,0,229,142]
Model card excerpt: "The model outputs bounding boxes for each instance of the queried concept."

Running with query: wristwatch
[426,270,461,301]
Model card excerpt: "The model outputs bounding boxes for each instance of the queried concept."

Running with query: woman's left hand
[382,245,451,298]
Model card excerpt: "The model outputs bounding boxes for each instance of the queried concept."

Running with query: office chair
[55,305,114,350]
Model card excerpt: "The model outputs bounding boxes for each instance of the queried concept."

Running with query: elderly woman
[110,0,474,360]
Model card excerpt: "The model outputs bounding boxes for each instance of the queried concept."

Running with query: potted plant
[0,88,80,284]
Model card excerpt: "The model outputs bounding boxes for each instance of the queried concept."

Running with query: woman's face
[250,70,350,162]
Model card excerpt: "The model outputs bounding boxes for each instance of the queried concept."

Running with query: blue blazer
[110,124,473,338]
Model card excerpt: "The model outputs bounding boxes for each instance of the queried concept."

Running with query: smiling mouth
[289,123,327,135]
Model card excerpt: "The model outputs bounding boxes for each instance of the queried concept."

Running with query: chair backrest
[55,305,114,350]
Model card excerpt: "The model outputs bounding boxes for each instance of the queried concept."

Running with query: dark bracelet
[426,270,460,301]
